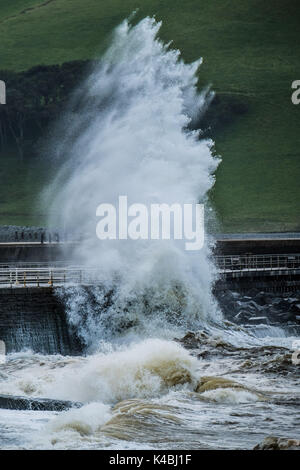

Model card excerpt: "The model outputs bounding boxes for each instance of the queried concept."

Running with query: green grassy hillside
[0,0,300,231]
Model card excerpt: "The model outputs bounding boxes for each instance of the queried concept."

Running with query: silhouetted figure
[55,232,59,243]
[41,232,45,244]
[15,231,18,241]
[49,233,52,243]
[21,231,24,240]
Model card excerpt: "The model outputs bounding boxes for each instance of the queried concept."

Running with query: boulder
[0,394,82,411]
[254,436,300,450]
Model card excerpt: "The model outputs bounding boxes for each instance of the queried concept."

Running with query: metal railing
[0,254,299,288]
[215,253,300,272]
[0,266,104,288]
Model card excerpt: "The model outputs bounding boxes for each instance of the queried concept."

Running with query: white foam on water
[200,388,260,404]
[45,403,112,435]
[0,340,198,402]
[37,339,199,403]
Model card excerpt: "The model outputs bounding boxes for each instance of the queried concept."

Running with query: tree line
[0,60,91,159]
[0,59,248,160]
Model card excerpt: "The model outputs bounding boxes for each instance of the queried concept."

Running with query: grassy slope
[0,0,299,231]
[0,152,49,227]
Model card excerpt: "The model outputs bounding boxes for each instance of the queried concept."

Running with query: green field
[0,0,299,231]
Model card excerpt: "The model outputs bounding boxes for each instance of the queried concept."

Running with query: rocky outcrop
[254,436,300,450]
[0,394,82,411]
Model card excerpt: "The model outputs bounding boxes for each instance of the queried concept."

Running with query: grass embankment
[0,0,299,231]
[0,152,48,226]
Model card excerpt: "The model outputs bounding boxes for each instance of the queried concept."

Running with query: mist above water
[45,17,221,345]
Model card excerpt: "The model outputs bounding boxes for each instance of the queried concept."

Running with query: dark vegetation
[196,94,249,139]
[0,60,246,160]
[0,60,90,159]
[198,94,249,137]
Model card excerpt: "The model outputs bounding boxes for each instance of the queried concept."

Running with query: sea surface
[0,307,299,450]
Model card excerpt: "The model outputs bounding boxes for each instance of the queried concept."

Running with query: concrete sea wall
[0,288,82,355]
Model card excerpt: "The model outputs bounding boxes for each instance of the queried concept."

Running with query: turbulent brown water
[0,17,299,450]
[0,318,299,450]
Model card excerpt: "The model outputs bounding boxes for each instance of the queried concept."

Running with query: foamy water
[0,334,298,449]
